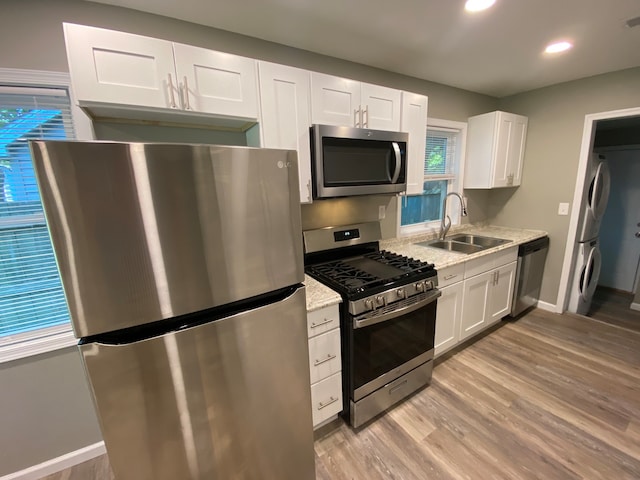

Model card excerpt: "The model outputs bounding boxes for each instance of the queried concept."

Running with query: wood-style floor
[588,286,640,333]
[41,308,640,480]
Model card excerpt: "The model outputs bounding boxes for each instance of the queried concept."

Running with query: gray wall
[0,0,498,475]
[493,67,640,305]
[0,347,101,475]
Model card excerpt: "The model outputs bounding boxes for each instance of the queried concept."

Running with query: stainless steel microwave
[311,124,408,199]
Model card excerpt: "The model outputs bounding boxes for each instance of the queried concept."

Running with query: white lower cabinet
[310,372,343,427]
[306,303,342,428]
[459,248,518,342]
[459,270,493,341]
[434,281,464,356]
[435,247,519,354]
[488,261,517,324]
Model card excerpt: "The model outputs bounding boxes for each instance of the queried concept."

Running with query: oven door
[312,124,407,198]
[350,289,440,401]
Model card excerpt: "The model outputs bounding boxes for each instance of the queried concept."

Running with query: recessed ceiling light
[465,0,496,12]
[545,41,573,54]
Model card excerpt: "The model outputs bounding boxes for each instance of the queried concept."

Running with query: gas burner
[306,249,435,297]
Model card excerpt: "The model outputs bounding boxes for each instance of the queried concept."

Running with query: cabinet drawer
[307,303,340,338]
[308,329,342,384]
[311,372,343,427]
[493,246,518,268]
[465,246,518,278]
[437,263,465,288]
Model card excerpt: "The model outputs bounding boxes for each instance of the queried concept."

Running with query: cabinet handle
[314,353,337,366]
[362,105,369,128]
[310,317,333,329]
[167,73,177,108]
[182,76,191,110]
[496,270,500,284]
[354,108,361,127]
[317,396,339,410]
[507,173,514,185]
[443,274,458,280]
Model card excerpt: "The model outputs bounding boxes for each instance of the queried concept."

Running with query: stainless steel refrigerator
[30,141,316,480]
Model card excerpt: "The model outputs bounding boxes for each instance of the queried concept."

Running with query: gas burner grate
[364,250,432,272]
[310,261,377,289]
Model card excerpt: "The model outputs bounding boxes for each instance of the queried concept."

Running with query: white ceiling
[89,0,640,97]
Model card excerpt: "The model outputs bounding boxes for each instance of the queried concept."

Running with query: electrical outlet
[378,205,386,220]
[558,202,569,215]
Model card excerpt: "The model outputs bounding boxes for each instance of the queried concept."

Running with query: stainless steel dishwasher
[510,236,549,316]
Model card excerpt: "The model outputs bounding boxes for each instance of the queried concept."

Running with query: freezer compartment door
[80,286,315,480]
[31,141,303,337]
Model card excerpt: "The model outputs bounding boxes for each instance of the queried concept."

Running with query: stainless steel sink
[448,234,512,248]
[416,240,485,254]
[415,233,512,254]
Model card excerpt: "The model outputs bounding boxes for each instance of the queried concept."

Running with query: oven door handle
[353,289,441,329]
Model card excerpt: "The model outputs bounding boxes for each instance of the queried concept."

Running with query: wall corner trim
[536,300,558,313]
[631,302,640,312]
[0,442,105,480]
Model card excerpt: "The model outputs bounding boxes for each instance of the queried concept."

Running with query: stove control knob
[396,288,406,298]
[415,282,425,292]
[375,295,385,306]
[364,298,374,310]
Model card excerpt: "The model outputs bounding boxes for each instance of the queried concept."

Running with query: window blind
[424,127,458,179]
[0,87,74,341]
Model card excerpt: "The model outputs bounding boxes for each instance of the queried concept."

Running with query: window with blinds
[0,86,75,344]
[401,125,462,227]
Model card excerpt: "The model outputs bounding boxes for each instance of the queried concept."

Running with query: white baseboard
[631,302,640,312]
[1,442,105,480]
[536,300,558,313]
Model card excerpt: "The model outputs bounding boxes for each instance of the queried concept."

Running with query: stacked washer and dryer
[568,153,611,314]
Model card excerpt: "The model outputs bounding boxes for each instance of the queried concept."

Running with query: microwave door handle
[390,142,402,184]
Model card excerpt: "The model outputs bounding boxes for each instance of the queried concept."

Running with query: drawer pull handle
[318,396,339,410]
[389,379,408,395]
[311,317,333,328]
[314,353,337,366]
[443,274,458,280]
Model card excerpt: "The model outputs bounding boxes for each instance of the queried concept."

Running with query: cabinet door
[310,73,361,126]
[508,115,528,186]
[460,271,492,341]
[435,281,463,357]
[488,261,517,324]
[491,112,513,187]
[361,83,402,131]
[258,62,313,203]
[64,23,177,109]
[401,92,428,195]
[173,43,259,119]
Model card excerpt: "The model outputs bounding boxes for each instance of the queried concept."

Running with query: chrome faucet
[439,192,468,240]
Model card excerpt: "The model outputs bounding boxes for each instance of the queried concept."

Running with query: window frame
[0,68,92,363]
[397,118,467,237]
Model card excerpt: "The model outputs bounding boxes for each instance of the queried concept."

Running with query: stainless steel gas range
[304,222,440,427]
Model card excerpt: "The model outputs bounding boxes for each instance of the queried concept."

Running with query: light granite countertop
[303,225,548,311]
[304,274,342,312]
[381,224,547,270]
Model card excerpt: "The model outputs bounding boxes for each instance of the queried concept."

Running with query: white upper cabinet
[64,23,259,125]
[258,62,313,203]
[310,73,361,127]
[400,92,428,195]
[464,111,528,189]
[173,43,258,118]
[64,23,177,110]
[360,83,402,131]
[310,73,401,131]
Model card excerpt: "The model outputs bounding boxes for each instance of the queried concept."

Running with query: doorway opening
[557,107,640,326]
